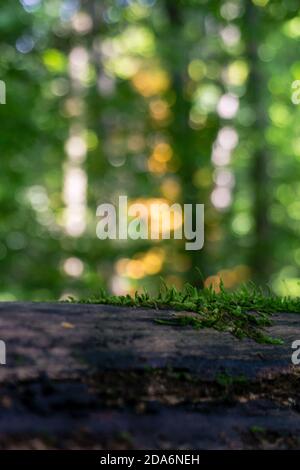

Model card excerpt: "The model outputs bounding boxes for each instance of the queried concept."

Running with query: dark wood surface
[0,302,298,449]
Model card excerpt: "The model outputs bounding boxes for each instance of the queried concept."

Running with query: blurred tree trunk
[163,0,214,286]
[245,2,272,283]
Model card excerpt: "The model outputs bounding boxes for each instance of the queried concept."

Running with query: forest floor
[0,301,299,449]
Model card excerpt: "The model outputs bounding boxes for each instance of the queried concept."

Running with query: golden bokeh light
[132,68,170,97]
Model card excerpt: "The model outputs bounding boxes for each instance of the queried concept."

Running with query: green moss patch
[74,283,300,344]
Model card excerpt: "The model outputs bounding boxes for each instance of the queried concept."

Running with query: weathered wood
[0,302,299,449]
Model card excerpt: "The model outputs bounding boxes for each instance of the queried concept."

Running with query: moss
[71,282,300,344]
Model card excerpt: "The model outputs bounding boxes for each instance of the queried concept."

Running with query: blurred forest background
[1,0,300,300]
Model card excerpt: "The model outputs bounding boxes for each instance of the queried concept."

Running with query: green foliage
[1,1,300,300]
